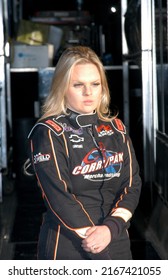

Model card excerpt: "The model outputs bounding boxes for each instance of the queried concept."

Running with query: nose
[83,85,92,95]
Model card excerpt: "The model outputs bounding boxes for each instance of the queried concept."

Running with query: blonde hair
[40,45,117,121]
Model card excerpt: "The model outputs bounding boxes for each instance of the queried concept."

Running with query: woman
[26,45,141,260]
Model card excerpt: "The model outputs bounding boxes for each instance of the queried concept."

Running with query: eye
[73,83,83,88]
[92,82,100,87]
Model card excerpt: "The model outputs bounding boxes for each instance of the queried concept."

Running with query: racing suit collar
[67,109,98,128]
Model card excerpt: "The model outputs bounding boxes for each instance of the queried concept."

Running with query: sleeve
[103,128,142,240]
[29,125,94,239]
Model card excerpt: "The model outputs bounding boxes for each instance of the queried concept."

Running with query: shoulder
[111,118,126,134]
[28,116,64,138]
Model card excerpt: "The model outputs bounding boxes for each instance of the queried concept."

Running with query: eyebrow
[72,79,101,83]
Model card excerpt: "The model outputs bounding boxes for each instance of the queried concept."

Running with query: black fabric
[27,109,142,259]
[89,247,111,260]
[103,216,127,240]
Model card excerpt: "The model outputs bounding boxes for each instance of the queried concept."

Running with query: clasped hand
[81,225,111,254]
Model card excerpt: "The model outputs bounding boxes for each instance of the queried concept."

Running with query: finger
[90,245,101,254]
[85,226,97,236]
[82,234,95,246]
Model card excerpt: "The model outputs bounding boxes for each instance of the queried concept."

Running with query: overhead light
[110,6,117,13]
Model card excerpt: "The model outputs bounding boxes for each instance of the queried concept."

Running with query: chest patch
[72,142,123,182]
[96,124,114,137]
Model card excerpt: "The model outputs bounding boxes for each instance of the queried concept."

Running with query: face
[65,63,102,114]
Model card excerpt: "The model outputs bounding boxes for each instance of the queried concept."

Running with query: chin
[81,110,94,114]
[82,107,96,114]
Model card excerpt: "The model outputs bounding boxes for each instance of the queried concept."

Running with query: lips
[83,100,93,105]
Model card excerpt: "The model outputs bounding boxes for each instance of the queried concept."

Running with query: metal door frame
[141,0,158,187]
[0,0,10,202]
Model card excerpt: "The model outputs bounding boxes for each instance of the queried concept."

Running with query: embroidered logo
[72,144,83,149]
[113,118,126,133]
[34,152,51,164]
[62,123,83,135]
[45,119,63,132]
[96,124,113,137]
[69,134,84,143]
[72,142,123,181]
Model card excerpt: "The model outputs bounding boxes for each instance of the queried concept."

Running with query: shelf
[10,64,140,73]
[10,67,54,73]
[10,65,126,72]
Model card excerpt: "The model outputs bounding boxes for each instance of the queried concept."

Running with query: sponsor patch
[34,152,51,164]
[62,123,83,135]
[112,118,126,133]
[45,119,63,133]
[72,142,123,181]
[69,134,84,143]
[96,124,113,137]
[72,144,83,149]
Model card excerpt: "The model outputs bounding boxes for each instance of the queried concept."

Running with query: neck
[67,107,95,116]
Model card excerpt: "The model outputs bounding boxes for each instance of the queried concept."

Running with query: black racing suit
[28,110,142,260]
